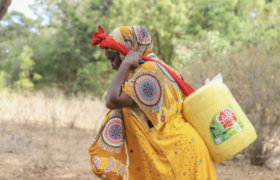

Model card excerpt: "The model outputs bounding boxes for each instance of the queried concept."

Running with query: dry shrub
[0,89,108,131]
[181,46,280,166]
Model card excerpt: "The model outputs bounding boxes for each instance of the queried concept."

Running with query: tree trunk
[249,136,263,166]
[249,107,265,166]
[0,0,12,20]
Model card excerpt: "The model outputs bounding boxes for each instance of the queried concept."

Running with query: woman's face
[105,49,122,71]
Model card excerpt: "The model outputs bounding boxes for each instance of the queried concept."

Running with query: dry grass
[0,90,107,179]
[0,89,108,131]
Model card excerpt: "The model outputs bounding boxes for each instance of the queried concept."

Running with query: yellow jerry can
[182,82,257,163]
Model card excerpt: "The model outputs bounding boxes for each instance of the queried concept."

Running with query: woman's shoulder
[126,61,160,83]
[136,61,158,71]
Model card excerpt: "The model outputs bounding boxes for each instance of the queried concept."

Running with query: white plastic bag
[205,73,223,85]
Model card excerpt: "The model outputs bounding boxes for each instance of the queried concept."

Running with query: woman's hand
[122,50,141,68]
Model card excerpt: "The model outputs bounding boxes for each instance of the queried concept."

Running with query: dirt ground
[0,121,279,180]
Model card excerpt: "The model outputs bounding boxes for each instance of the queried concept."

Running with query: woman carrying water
[89,26,216,180]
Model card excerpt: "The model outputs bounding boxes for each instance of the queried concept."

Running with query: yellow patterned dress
[88,26,216,180]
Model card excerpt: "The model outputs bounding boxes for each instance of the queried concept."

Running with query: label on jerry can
[210,105,244,145]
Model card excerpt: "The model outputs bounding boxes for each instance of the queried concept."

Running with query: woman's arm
[106,51,140,109]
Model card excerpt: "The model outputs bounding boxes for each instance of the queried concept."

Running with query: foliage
[108,0,190,63]
[28,0,115,94]
[14,46,41,90]
[1,0,279,95]
[174,31,230,68]
[1,0,115,95]
[0,70,6,89]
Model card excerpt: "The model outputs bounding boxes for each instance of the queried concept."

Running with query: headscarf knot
[91,26,108,48]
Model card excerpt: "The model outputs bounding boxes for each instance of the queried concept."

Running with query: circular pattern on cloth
[133,26,152,46]
[101,117,124,148]
[140,28,149,38]
[157,64,175,82]
[125,39,133,50]
[134,74,161,107]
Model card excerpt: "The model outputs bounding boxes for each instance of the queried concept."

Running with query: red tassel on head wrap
[91,26,195,96]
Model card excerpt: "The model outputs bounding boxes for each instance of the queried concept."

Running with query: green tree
[14,46,41,90]
[29,0,115,94]
[0,11,40,89]
[108,0,190,64]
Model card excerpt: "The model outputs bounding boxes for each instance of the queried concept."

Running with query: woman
[89,26,216,180]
